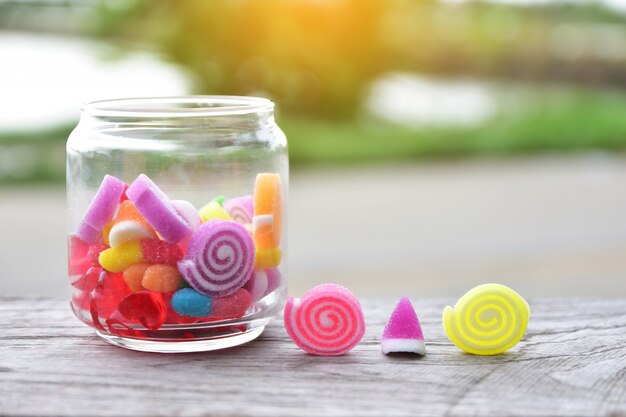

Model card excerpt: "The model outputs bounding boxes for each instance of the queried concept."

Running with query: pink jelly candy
[244,270,268,302]
[87,244,109,266]
[284,283,365,356]
[72,289,91,311]
[126,174,191,243]
[171,200,202,231]
[110,291,168,331]
[264,268,282,297]
[244,268,281,302]
[77,175,126,244]
[211,288,253,319]
[71,266,103,291]
[141,239,183,265]
[68,235,91,276]
[381,297,425,355]
[223,195,254,224]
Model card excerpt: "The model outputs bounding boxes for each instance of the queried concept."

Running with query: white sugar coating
[381,338,426,355]
[108,221,156,248]
[253,215,274,231]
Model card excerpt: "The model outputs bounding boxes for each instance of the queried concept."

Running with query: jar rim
[82,96,275,119]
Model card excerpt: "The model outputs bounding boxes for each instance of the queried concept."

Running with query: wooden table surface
[1,297,625,417]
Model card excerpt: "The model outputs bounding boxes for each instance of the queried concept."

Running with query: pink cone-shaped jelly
[381,297,425,355]
[284,284,365,356]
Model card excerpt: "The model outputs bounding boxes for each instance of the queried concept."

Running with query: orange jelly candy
[123,263,150,291]
[115,200,152,227]
[142,264,182,293]
[253,173,282,249]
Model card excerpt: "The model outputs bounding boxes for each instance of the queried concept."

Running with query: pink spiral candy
[77,175,126,244]
[245,268,283,302]
[244,270,268,302]
[177,220,255,297]
[223,196,254,224]
[284,284,365,356]
[126,174,192,243]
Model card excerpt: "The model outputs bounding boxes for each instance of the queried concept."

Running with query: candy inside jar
[68,172,284,350]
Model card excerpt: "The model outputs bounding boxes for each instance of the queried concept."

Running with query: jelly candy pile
[69,173,283,338]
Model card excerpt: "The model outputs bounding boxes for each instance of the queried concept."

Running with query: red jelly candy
[141,240,183,265]
[68,235,91,275]
[72,289,91,311]
[71,266,103,291]
[211,288,252,319]
[87,244,109,265]
[114,291,167,331]
[105,318,146,338]
[90,272,131,320]
[176,238,190,257]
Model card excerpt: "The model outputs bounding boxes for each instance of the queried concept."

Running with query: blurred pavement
[1,153,625,299]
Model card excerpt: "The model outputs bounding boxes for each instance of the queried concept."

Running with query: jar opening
[83,96,274,119]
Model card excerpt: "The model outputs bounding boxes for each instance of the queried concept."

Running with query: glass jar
[66,96,288,352]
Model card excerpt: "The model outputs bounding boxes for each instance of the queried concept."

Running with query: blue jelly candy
[171,288,213,317]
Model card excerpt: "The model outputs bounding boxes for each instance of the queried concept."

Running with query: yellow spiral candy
[443,283,530,355]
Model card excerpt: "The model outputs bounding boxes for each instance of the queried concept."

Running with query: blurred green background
[2,0,626,299]
[1,0,626,183]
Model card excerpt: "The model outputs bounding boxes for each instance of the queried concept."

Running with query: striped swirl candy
[284,284,365,356]
[177,220,255,297]
[223,195,254,224]
[442,283,530,355]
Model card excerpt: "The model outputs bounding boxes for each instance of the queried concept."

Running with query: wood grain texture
[0,297,625,417]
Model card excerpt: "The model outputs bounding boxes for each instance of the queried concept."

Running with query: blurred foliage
[1,0,626,184]
[3,86,626,184]
[288,87,626,164]
[88,0,626,118]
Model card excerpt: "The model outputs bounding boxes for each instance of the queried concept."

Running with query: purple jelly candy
[126,174,192,243]
[77,175,126,244]
[177,220,255,297]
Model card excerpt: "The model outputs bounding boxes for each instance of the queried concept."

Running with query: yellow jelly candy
[253,173,282,249]
[443,283,530,355]
[255,247,282,269]
[98,241,145,273]
[199,201,232,223]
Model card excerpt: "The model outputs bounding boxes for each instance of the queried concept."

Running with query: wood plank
[0,297,624,417]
